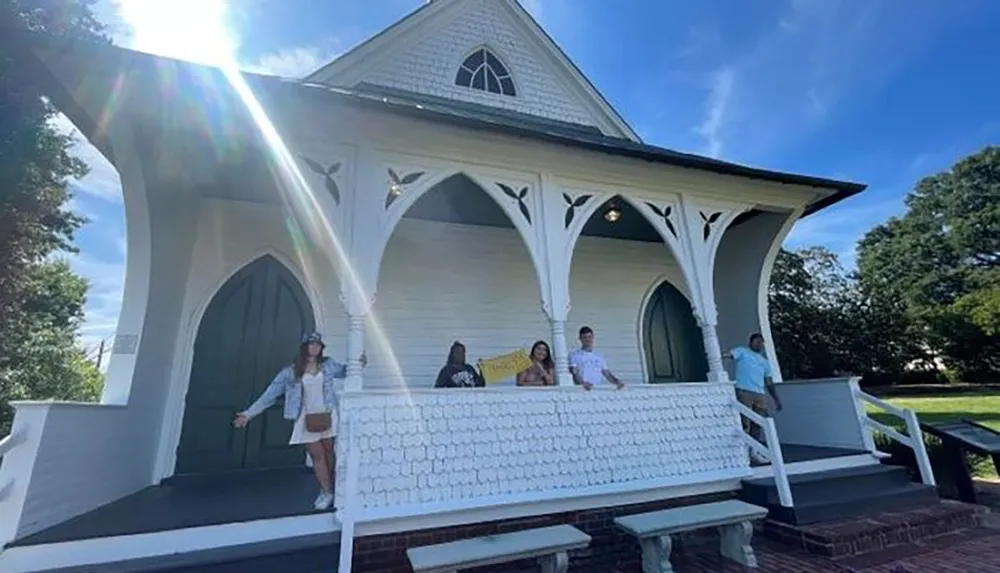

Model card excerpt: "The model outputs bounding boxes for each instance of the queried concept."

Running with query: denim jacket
[244,358,347,420]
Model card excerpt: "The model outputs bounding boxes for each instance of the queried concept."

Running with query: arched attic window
[455,47,516,96]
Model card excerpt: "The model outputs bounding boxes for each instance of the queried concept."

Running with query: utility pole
[96,339,106,370]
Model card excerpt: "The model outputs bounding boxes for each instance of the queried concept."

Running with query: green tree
[768,246,918,381]
[769,247,851,379]
[0,260,103,434]
[1,1,109,435]
[857,146,1000,381]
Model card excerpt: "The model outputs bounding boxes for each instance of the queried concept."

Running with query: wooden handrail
[0,429,26,458]
[0,429,27,503]
[734,400,794,507]
[857,392,908,418]
[854,388,936,486]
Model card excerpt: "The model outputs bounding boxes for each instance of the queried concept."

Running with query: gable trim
[498,0,641,142]
[304,1,454,86]
[304,0,640,142]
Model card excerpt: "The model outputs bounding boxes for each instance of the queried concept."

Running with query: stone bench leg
[639,535,674,573]
[538,551,569,573]
[718,521,758,568]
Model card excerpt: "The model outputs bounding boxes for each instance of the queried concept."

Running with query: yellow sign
[478,349,534,384]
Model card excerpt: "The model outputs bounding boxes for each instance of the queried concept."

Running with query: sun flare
[117,0,235,66]
[114,0,408,397]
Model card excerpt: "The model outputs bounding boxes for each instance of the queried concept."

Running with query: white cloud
[678,0,974,165]
[694,67,735,158]
[93,0,134,45]
[64,251,125,368]
[244,42,345,78]
[51,113,123,202]
[785,197,906,267]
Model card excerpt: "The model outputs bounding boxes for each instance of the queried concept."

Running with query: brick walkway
[614,527,1000,573]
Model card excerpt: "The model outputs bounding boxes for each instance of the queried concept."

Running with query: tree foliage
[0,0,109,435]
[771,146,999,385]
[857,146,1000,380]
[769,246,931,383]
[0,260,103,434]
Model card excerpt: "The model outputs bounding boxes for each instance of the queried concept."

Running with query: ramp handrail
[0,428,27,502]
[855,389,936,486]
[734,401,793,507]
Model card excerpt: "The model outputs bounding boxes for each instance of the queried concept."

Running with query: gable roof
[304,0,641,141]
[6,26,865,219]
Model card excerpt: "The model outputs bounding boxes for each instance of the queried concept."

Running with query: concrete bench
[614,499,768,573]
[406,524,591,573]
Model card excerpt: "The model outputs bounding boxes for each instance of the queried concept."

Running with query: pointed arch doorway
[175,255,316,475]
[642,281,708,383]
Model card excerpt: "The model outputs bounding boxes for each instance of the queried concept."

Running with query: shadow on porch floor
[9,467,326,547]
[776,443,868,464]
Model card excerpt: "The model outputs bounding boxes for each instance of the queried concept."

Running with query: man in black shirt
[434,341,485,388]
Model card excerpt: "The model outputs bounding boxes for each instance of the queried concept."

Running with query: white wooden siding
[11,404,143,540]
[368,219,686,388]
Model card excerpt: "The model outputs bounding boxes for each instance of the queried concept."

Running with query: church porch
[0,29,930,573]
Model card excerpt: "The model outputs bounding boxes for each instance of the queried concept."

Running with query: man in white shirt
[569,326,624,390]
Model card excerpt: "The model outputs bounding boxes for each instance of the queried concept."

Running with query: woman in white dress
[233,332,366,510]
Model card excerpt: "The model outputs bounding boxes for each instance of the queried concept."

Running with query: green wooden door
[175,255,315,475]
[643,282,709,383]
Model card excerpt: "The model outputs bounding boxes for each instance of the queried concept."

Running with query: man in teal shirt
[725,333,782,450]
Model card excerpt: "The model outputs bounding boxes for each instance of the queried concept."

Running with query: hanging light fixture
[603,202,622,223]
[389,182,403,197]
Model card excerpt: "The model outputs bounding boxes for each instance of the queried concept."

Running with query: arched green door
[175,255,315,475]
[643,282,709,383]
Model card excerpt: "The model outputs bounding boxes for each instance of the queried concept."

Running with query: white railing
[334,385,748,521]
[337,414,360,573]
[734,402,793,508]
[854,389,936,487]
[0,428,28,502]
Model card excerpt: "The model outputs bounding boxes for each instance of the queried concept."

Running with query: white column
[344,313,366,391]
[675,196,749,384]
[550,318,572,386]
[698,317,728,382]
[536,175,575,387]
[337,145,382,393]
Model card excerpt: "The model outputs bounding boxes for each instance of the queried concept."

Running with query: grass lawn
[868,391,1000,479]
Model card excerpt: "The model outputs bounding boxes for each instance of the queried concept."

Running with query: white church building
[1,1,942,571]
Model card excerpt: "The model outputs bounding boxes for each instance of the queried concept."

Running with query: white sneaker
[313,491,334,511]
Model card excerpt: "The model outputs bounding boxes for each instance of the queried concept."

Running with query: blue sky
[62,0,1000,358]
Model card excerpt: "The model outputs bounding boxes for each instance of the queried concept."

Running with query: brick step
[760,500,988,558]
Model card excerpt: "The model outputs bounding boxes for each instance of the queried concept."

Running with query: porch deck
[8,467,325,547]
[7,446,866,548]
[6,444,866,550]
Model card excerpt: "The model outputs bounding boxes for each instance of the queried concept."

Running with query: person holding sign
[435,341,485,388]
[569,326,624,390]
[517,340,556,386]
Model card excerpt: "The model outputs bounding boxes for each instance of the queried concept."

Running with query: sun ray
[115,0,408,389]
